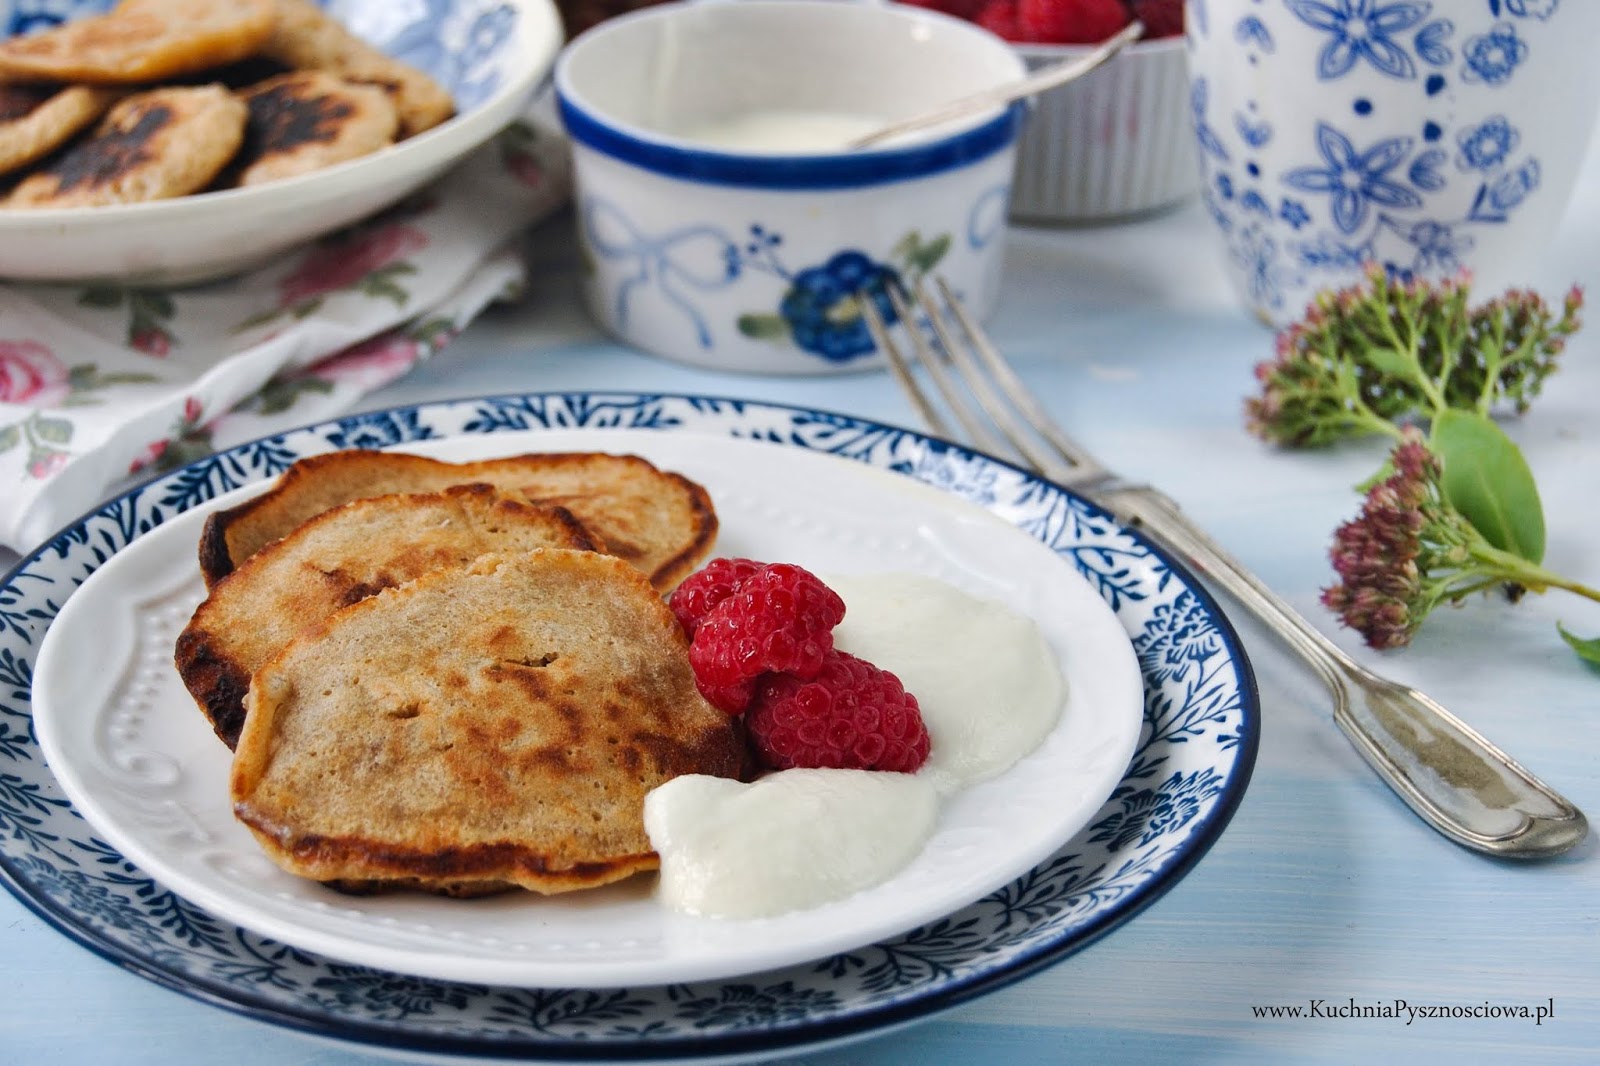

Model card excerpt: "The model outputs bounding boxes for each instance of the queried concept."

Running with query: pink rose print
[128,438,168,475]
[28,450,69,479]
[309,333,422,391]
[504,149,546,190]
[0,340,70,406]
[130,327,172,356]
[278,224,429,308]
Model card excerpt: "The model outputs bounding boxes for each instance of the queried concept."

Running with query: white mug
[1185,0,1600,325]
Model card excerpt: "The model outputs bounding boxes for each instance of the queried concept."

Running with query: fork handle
[1096,483,1588,860]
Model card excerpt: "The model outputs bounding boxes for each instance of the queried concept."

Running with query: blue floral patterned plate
[0,393,1259,1062]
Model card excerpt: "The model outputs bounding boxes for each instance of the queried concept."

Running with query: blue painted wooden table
[4,134,1597,1066]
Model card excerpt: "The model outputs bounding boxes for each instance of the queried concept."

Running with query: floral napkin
[0,115,571,555]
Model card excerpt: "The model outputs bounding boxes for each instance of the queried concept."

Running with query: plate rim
[0,391,1260,1062]
[27,428,1147,989]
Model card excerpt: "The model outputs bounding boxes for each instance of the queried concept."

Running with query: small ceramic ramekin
[1009,35,1195,223]
[554,0,1027,374]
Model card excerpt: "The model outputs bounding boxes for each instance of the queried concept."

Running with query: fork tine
[877,285,1014,459]
[911,277,1068,478]
[862,296,954,440]
[933,277,1105,479]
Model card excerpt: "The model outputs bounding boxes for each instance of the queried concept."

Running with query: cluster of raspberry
[671,559,930,775]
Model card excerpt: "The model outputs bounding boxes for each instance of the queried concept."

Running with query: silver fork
[864,277,1587,860]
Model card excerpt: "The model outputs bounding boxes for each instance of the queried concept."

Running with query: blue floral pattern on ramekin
[2,0,517,110]
[1186,0,1578,320]
[0,394,1258,1061]
[580,198,984,364]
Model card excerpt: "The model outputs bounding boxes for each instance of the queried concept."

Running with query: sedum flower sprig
[1245,266,1599,664]
[1246,263,1582,448]
[1322,432,1600,651]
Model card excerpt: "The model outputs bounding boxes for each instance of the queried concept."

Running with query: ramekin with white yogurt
[554,0,1026,375]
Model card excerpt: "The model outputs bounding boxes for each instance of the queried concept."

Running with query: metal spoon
[847,19,1147,151]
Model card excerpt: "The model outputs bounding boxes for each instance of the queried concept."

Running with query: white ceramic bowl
[554,0,1027,375]
[0,0,562,285]
[1010,34,1195,223]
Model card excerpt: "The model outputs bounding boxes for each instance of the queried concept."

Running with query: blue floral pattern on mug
[1285,0,1432,81]
[1184,0,1587,322]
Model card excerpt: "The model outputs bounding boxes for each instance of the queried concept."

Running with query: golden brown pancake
[4,84,244,208]
[263,0,454,138]
[0,0,276,84]
[0,84,122,177]
[176,484,600,750]
[230,549,745,896]
[198,450,719,593]
[231,70,398,186]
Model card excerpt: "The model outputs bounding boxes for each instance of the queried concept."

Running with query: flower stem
[1474,542,1600,604]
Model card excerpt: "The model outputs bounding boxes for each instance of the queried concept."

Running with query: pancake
[263,0,455,138]
[233,71,398,186]
[0,84,122,178]
[229,549,745,896]
[176,484,600,750]
[198,450,719,593]
[4,84,245,208]
[0,0,275,84]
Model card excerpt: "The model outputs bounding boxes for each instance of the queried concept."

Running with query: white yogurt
[645,573,1067,919]
[829,573,1066,795]
[644,769,938,920]
[673,110,885,154]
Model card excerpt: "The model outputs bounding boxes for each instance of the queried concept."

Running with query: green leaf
[76,286,123,309]
[1557,624,1600,669]
[0,423,19,454]
[133,289,176,319]
[1430,408,1545,563]
[891,231,920,261]
[737,313,789,340]
[31,416,73,445]
[253,377,333,416]
[908,233,951,276]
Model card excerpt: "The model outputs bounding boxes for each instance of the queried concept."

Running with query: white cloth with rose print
[0,117,571,554]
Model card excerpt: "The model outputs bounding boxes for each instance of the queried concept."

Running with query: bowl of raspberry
[906,0,1195,222]
[553,0,1028,374]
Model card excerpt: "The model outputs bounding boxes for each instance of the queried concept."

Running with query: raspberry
[746,651,931,773]
[668,556,766,637]
[975,0,1023,41]
[1018,0,1131,44]
[687,563,846,713]
[1130,0,1183,38]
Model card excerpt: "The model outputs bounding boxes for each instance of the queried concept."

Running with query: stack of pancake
[175,449,743,898]
[0,0,455,207]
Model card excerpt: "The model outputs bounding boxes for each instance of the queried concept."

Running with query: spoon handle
[847,19,1147,150]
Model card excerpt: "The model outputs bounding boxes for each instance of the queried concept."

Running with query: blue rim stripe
[555,95,1026,189]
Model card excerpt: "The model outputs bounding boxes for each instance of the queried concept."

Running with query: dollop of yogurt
[828,573,1066,794]
[643,769,938,919]
[673,110,886,154]
[645,572,1066,919]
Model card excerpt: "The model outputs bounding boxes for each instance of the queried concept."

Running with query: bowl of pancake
[173,447,746,899]
[0,0,562,284]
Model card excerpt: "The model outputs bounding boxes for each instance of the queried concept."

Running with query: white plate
[0,0,561,283]
[31,427,1144,988]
